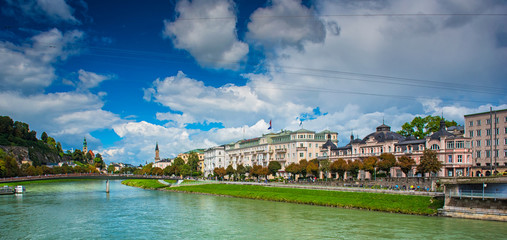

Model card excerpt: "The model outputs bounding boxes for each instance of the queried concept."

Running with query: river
[0,180,505,239]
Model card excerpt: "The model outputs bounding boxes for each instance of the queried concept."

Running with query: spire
[155,142,159,151]
[83,137,87,147]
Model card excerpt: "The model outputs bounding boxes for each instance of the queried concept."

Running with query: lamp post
[374,167,377,181]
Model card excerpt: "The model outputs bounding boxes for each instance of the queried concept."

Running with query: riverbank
[2,178,100,187]
[121,179,443,215]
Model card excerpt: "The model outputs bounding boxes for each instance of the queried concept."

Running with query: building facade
[465,109,507,176]
[331,121,472,178]
[203,146,225,177]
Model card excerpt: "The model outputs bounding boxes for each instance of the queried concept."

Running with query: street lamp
[374,167,377,181]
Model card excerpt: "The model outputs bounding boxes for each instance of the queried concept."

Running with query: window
[477,151,481,158]
[455,141,464,149]
[448,155,452,163]
[486,150,491,158]
[309,143,312,148]
[477,120,481,126]
[457,155,462,163]
[469,131,474,137]
[486,129,491,136]
[495,139,499,146]
[309,153,312,158]
[477,130,481,136]
[431,144,440,150]
[486,139,491,146]
[495,128,499,135]
[446,141,454,149]
[504,150,507,157]
[494,150,499,157]
[300,143,304,147]
[315,144,318,148]
[505,127,507,134]
[486,119,491,125]
[299,153,304,157]
[315,153,318,157]
[469,121,473,126]
[495,117,499,123]
[505,138,507,145]
[477,140,481,147]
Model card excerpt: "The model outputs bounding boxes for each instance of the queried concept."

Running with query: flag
[268,120,272,130]
[299,120,303,127]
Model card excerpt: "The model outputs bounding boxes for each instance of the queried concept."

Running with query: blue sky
[1,0,506,165]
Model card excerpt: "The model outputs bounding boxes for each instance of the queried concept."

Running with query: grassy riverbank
[121,180,443,215]
[2,178,99,186]
[170,184,443,215]
[121,179,175,189]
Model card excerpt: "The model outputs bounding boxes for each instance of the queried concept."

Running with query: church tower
[155,142,160,162]
[83,137,88,153]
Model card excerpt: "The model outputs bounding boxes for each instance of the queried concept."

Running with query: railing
[449,190,507,200]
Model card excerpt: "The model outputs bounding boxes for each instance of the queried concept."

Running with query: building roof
[293,128,314,133]
[464,108,507,117]
[321,140,339,150]
[362,124,405,143]
[429,120,455,140]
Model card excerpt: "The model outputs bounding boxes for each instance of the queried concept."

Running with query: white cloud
[77,69,114,89]
[0,91,122,148]
[4,0,79,24]
[0,28,83,92]
[162,0,248,69]
[246,0,326,50]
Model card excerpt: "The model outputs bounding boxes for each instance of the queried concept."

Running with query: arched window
[431,144,440,150]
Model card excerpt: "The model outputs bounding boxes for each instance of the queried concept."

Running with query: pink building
[325,120,472,178]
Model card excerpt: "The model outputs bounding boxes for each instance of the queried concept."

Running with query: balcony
[275,148,287,153]
[296,147,307,151]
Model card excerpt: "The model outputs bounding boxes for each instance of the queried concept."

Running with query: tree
[417,149,442,177]
[173,157,185,167]
[397,155,415,178]
[151,167,163,176]
[41,132,48,143]
[306,161,319,178]
[250,164,263,180]
[4,155,19,177]
[180,164,191,177]
[299,159,308,178]
[213,167,226,180]
[187,152,199,172]
[347,159,362,179]
[141,163,153,175]
[94,157,105,169]
[362,156,378,176]
[330,158,348,179]
[397,115,458,139]
[378,153,396,177]
[226,165,235,180]
[236,164,246,180]
[285,163,299,180]
[319,159,330,179]
[267,161,281,177]
[107,164,116,173]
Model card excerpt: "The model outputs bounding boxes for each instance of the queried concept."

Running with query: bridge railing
[449,190,507,200]
[0,173,180,183]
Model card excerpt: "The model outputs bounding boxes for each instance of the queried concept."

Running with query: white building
[203,146,225,177]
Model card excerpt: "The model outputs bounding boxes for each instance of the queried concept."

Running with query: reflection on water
[0,180,505,239]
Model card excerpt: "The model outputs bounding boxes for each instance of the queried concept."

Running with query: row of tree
[210,150,442,181]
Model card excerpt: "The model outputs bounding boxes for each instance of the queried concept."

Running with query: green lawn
[2,178,99,186]
[121,179,169,189]
[169,184,443,215]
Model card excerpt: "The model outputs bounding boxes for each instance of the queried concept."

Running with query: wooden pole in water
[106,179,110,193]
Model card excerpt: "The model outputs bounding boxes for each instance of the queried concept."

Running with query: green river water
[0,180,505,239]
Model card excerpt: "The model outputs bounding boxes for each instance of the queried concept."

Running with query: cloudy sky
[1,0,506,165]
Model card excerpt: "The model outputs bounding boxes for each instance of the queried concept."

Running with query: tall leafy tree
[362,156,378,176]
[267,161,281,177]
[330,158,348,179]
[226,165,235,180]
[173,157,185,167]
[213,167,226,180]
[299,159,308,178]
[41,132,48,143]
[187,152,200,171]
[347,159,363,179]
[306,161,319,178]
[398,155,416,178]
[378,153,396,177]
[319,159,330,179]
[236,164,246,179]
[285,163,300,180]
[397,115,458,139]
[417,149,442,177]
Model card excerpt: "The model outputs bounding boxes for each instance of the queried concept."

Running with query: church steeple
[155,142,160,162]
[83,137,88,153]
